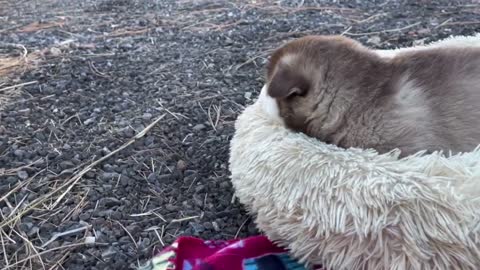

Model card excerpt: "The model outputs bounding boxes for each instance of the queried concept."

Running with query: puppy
[263,35,480,157]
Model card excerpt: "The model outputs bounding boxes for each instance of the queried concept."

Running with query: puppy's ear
[267,63,309,98]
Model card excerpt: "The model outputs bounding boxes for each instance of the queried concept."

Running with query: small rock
[413,38,427,46]
[14,149,25,158]
[119,236,131,244]
[50,47,62,56]
[0,185,9,194]
[195,185,205,193]
[48,241,61,248]
[139,238,150,247]
[193,195,203,207]
[126,224,140,234]
[96,210,113,217]
[101,247,117,260]
[101,172,120,180]
[144,136,155,146]
[2,207,11,216]
[83,118,96,125]
[417,28,430,35]
[111,211,122,219]
[99,197,121,208]
[103,164,114,172]
[203,222,213,230]
[176,160,187,171]
[142,113,153,120]
[102,147,111,155]
[219,181,230,189]
[19,222,33,232]
[234,95,245,104]
[6,176,17,184]
[119,175,129,186]
[60,161,75,169]
[17,170,29,180]
[193,124,206,131]
[85,236,96,245]
[79,213,91,221]
[27,226,39,237]
[157,174,170,183]
[189,222,205,234]
[165,204,179,211]
[123,128,135,138]
[212,221,220,231]
[147,172,157,181]
[367,35,382,46]
[184,170,197,177]
[244,92,252,100]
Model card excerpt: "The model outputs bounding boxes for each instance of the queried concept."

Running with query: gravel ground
[0,0,479,269]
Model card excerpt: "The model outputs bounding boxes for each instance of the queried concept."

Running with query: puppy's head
[264,35,384,139]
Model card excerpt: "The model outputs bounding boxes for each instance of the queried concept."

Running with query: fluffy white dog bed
[229,34,480,270]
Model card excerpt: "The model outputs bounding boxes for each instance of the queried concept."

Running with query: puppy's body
[265,35,480,157]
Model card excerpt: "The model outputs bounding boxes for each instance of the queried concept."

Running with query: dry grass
[0,45,41,77]
[0,16,68,110]
[17,20,65,33]
[0,44,43,109]
[0,114,167,269]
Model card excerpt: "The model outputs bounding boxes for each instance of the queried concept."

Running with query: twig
[170,216,199,223]
[48,252,70,270]
[89,61,109,78]
[349,12,387,24]
[234,48,274,70]
[12,229,46,270]
[235,218,250,239]
[41,225,91,248]
[18,20,65,33]
[154,226,165,247]
[0,81,38,92]
[435,18,453,29]
[115,221,138,249]
[105,28,149,38]
[0,230,8,268]
[344,22,421,36]
[0,169,42,203]
[60,113,80,126]
[340,26,352,36]
[6,194,28,218]
[157,100,189,120]
[151,212,166,222]
[258,5,356,14]
[207,104,217,132]
[440,20,480,27]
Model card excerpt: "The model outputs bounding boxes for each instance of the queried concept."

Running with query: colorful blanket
[139,236,321,270]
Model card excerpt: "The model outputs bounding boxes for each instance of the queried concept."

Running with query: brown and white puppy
[261,35,480,157]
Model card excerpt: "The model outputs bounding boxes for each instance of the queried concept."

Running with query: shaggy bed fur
[229,33,480,270]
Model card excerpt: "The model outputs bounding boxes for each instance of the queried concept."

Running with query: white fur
[374,32,480,58]
[280,53,298,66]
[230,33,480,270]
[258,84,284,124]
